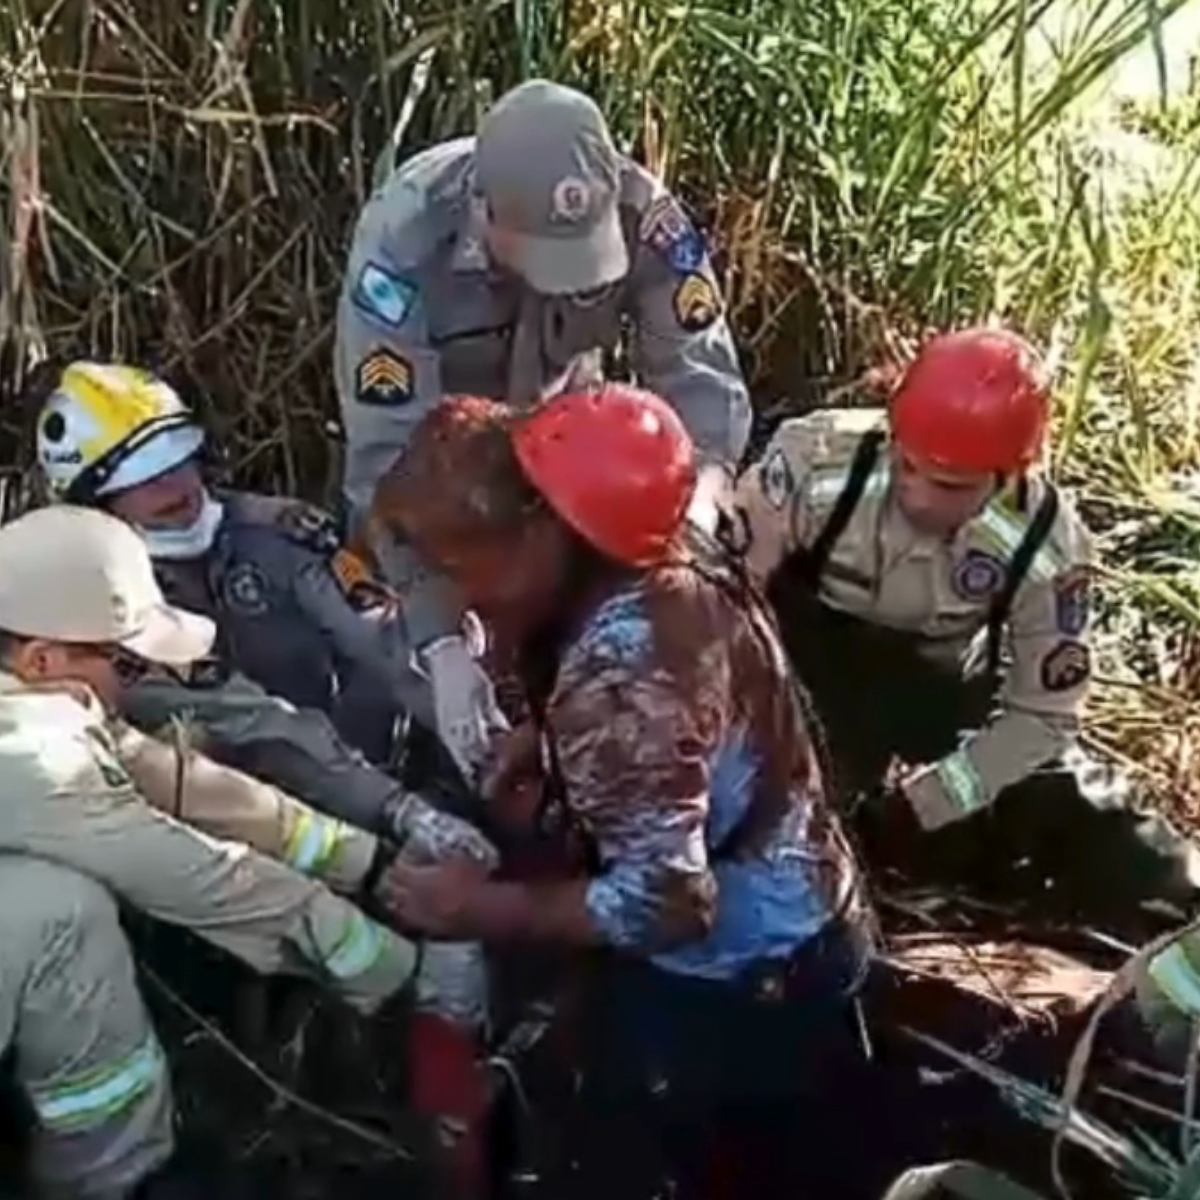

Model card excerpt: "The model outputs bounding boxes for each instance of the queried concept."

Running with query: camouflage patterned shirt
[546,554,865,978]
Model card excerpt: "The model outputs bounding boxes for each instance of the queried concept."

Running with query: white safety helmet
[37,362,206,503]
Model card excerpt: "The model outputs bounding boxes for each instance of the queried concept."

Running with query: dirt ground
[109,881,1173,1200]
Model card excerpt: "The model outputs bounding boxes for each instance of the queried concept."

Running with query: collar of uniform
[884,480,1021,560]
[0,669,103,719]
[449,173,497,275]
[960,479,1027,549]
[877,468,940,561]
[959,476,1062,581]
[218,490,279,525]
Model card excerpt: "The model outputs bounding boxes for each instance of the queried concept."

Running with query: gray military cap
[475,79,629,295]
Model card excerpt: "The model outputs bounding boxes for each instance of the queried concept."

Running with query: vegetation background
[2,0,1199,799]
[2,0,1200,1193]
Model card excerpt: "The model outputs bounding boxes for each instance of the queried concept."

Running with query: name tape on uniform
[355,348,415,408]
[672,272,722,333]
[351,262,416,329]
[1039,638,1090,692]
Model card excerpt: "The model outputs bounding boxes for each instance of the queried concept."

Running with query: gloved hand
[420,634,509,785]
[382,789,500,872]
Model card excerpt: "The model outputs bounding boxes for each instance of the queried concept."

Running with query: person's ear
[6,637,51,681]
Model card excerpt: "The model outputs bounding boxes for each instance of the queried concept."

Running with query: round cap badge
[551,176,591,223]
[952,549,1006,600]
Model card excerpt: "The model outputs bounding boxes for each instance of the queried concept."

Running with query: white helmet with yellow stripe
[38,362,205,503]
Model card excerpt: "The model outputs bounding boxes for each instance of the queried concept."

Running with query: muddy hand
[380,859,491,939]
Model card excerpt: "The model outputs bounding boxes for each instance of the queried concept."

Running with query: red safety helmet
[512,383,697,567]
[890,328,1050,475]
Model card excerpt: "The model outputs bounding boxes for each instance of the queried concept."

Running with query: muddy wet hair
[370,395,550,557]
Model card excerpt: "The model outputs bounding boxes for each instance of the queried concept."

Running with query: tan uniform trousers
[0,855,174,1200]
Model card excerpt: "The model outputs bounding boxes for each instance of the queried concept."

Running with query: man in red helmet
[365,384,900,1200]
[731,326,1197,915]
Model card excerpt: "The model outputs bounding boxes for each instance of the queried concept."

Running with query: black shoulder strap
[782,428,886,586]
[983,481,1060,678]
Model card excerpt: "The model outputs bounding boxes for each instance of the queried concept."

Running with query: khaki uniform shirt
[732,407,1095,828]
[114,720,378,893]
[0,672,415,1014]
[334,137,752,644]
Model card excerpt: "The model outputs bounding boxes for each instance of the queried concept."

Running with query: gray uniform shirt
[334,137,752,643]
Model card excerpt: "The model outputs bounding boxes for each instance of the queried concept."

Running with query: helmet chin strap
[137,493,225,560]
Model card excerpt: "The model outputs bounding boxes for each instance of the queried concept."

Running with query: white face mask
[138,493,225,560]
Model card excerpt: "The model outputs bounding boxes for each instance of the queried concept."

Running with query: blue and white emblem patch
[351,262,416,328]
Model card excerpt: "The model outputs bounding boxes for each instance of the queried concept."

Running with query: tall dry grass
[4,0,1198,815]
[4,2,1200,1191]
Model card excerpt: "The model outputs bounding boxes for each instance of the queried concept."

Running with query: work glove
[381,788,499,872]
[419,634,509,786]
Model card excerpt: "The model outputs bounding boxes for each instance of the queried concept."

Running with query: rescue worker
[335,77,752,778]
[366,385,883,1200]
[35,359,448,771]
[0,503,441,1199]
[33,363,501,1200]
[731,326,1198,916]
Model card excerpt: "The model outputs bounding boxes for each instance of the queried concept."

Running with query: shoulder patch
[952,549,1007,601]
[1039,639,1090,692]
[278,503,341,557]
[355,347,414,408]
[351,262,417,328]
[1052,565,1091,636]
[759,448,795,511]
[331,548,394,611]
[671,273,722,333]
[222,562,270,616]
[640,193,707,273]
